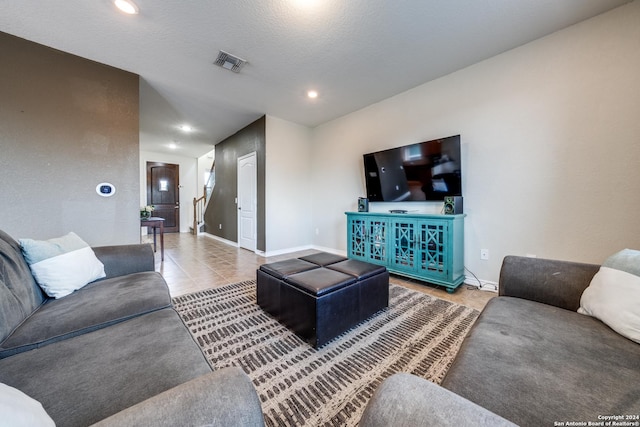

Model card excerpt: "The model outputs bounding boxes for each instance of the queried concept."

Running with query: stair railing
[192,161,215,235]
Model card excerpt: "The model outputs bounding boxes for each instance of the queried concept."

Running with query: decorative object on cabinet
[358,197,369,212]
[443,196,463,214]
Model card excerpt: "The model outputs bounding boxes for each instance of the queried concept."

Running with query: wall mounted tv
[363,135,461,202]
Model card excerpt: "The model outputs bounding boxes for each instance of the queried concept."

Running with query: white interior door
[238,152,257,251]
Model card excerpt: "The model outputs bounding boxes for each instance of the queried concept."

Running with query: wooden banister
[192,193,206,235]
[192,160,215,235]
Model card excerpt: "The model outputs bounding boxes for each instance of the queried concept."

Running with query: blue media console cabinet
[345,212,466,293]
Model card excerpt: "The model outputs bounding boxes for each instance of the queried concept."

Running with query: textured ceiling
[0,0,631,157]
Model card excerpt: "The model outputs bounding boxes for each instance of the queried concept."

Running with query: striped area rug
[172,280,479,427]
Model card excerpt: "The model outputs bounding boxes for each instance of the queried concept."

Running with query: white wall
[309,2,640,283]
[140,151,199,233]
[265,116,313,255]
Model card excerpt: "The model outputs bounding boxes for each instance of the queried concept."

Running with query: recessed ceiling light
[114,0,139,15]
[169,142,178,150]
[307,90,318,99]
[179,124,192,132]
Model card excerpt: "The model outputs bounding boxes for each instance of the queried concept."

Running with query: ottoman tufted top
[285,268,356,297]
[259,259,318,279]
[327,259,387,280]
[298,252,348,267]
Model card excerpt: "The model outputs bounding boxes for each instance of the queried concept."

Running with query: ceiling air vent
[214,50,247,73]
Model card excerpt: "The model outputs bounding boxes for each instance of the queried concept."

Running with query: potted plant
[140,205,154,220]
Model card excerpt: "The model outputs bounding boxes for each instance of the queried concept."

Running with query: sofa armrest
[359,373,516,427]
[90,368,265,427]
[499,255,600,311]
[92,244,155,279]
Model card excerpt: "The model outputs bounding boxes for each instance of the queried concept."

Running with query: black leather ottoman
[282,268,358,348]
[256,258,318,319]
[327,259,389,320]
[256,252,389,348]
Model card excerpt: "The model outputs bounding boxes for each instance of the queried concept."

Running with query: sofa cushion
[441,297,640,427]
[91,368,264,427]
[0,383,55,427]
[0,271,171,358]
[0,308,212,427]
[578,249,640,343]
[601,248,640,276]
[360,373,516,427]
[0,229,46,344]
[19,232,106,299]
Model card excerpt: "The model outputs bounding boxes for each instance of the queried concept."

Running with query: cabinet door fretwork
[346,212,465,293]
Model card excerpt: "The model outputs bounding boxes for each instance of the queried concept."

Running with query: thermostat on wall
[96,183,116,197]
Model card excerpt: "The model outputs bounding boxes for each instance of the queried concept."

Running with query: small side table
[140,217,165,261]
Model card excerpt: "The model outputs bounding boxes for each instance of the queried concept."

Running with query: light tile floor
[144,232,495,311]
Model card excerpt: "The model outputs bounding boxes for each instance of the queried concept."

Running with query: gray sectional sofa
[0,229,264,427]
[361,255,640,426]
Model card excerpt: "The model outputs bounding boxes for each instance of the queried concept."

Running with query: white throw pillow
[578,249,640,344]
[19,232,106,299]
[0,383,55,427]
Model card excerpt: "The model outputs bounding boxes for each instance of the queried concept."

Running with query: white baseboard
[200,232,239,247]
[199,235,344,259]
[309,245,347,257]
[259,245,313,258]
[464,276,498,292]
[260,245,347,258]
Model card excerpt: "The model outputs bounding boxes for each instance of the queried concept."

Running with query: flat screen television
[363,135,461,202]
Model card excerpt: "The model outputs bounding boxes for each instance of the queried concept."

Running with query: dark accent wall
[0,32,140,245]
[205,116,266,251]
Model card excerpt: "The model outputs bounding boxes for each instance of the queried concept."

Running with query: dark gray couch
[0,229,264,427]
[361,255,640,426]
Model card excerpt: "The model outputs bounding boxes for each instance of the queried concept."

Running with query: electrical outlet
[219,224,222,230]
[479,281,498,292]
[480,249,489,260]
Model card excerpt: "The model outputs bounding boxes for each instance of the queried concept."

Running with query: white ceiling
[1,0,631,158]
